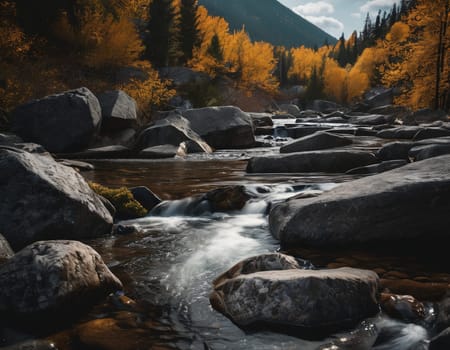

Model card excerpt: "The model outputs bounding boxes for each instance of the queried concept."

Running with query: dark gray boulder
[348,114,394,126]
[182,106,255,149]
[0,148,113,250]
[0,234,14,262]
[377,126,423,139]
[376,141,415,161]
[135,112,212,153]
[346,160,408,175]
[369,105,408,116]
[279,104,301,116]
[12,87,101,153]
[210,266,379,331]
[0,240,122,316]
[269,155,450,248]
[130,186,161,211]
[97,90,137,130]
[247,150,378,174]
[249,113,273,127]
[280,132,352,153]
[413,127,450,141]
[410,144,450,161]
[364,88,394,108]
[62,145,132,159]
[0,133,22,145]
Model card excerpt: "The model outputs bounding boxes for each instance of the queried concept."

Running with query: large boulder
[0,241,122,317]
[0,148,113,250]
[348,114,395,126]
[376,141,415,161]
[346,160,408,175]
[98,90,137,131]
[287,126,331,139]
[278,104,301,116]
[12,88,101,153]
[249,113,273,127]
[247,150,378,174]
[210,263,379,332]
[280,132,352,153]
[413,127,450,141]
[377,126,423,139]
[411,144,450,161]
[269,155,450,248]
[182,106,255,149]
[135,112,212,153]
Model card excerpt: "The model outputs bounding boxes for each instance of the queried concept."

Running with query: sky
[278,0,400,39]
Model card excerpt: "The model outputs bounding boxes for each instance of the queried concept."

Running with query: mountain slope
[198,0,337,48]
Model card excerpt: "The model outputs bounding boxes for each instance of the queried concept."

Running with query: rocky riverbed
[0,87,450,349]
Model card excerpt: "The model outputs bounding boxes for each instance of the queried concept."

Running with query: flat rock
[410,144,450,161]
[0,149,113,250]
[348,114,394,126]
[269,155,450,248]
[377,126,423,139]
[413,127,450,141]
[0,241,122,316]
[130,186,161,211]
[346,160,408,175]
[138,144,178,158]
[210,266,379,331]
[12,87,101,153]
[98,90,137,130]
[182,106,255,149]
[247,150,378,174]
[280,132,352,153]
[376,141,415,161]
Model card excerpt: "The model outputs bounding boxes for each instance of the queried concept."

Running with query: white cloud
[351,12,361,19]
[360,0,398,15]
[304,15,344,38]
[293,1,334,16]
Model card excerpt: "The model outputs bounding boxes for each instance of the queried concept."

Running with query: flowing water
[77,148,438,350]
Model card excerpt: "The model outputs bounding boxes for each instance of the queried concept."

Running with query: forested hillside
[198,0,337,48]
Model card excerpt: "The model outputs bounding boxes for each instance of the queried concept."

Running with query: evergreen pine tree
[179,0,200,64]
[207,33,223,62]
[146,0,179,67]
[336,33,347,67]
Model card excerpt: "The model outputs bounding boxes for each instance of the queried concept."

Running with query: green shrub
[89,182,147,219]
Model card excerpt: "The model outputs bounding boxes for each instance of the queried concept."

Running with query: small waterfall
[373,317,429,350]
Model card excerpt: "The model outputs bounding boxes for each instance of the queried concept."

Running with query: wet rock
[249,113,273,127]
[135,112,212,153]
[178,140,208,154]
[269,155,450,249]
[138,145,178,159]
[346,160,408,175]
[182,106,255,149]
[280,132,352,153]
[413,127,450,141]
[12,87,101,153]
[430,327,450,350]
[376,141,414,161]
[0,241,122,316]
[62,145,132,159]
[0,149,113,250]
[112,224,139,236]
[11,143,50,156]
[369,104,408,116]
[298,110,323,118]
[317,320,378,350]
[205,186,252,212]
[348,114,394,126]
[254,126,274,136]
[0,234,14,262]
[0,340,57,350]
[380,293,425,322]
[286,126,331,139]
[354,128,378,137]
[130,186,161,211]
[97,90,137,130]
[410,144,450,161]
[377,126,423,139]
[210,267,379,332]
[247,150,378,174]
[272,113,296,120]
